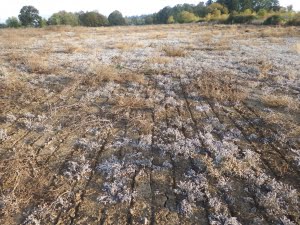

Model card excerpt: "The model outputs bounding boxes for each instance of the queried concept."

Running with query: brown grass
[162,46,187,57]
[197,71,248,103]
[112,96,152,110]
[24,54,58,74]
[81,64,120,86]
[147,56,172,64]
[261,94,299,111]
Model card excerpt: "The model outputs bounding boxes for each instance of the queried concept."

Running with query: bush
[167,16,175,24]
[226,15,256,24]
[78,11,108,27]
[178,11,199,23]
[287,14,300,26]
[257,9,268,17]
[48,11,79,26]
[6,17,21,28]
[263,15,285,25]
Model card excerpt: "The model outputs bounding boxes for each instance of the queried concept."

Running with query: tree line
[2,0,299,28]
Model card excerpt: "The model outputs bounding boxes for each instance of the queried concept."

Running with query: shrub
[178,11,199,23]
[6,17,21,28]
[226,14,256,24]
[263,15,285,25]
[287,14,300,26]
[167,16,175,24]
[48,11,79,26]
[257,9,268,17]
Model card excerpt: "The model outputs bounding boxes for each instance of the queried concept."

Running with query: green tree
[167,16,175,24]
[108,10,126,26]
[79,11,108,27]
[195,2,209,17]
[257,8,268,17]
[39,18,48,27]
[208,3,229,14]
[6,17,21,28]
[18,5,41,27]
[157,7,173,24]
[144,15,154,24]
[253,0,279,11]
[178,11,199,23]
[48,11,79,26]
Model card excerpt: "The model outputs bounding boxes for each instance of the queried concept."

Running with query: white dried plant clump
[247,173,299,220]
[156,126,202,159]
[97,153,152,205]
[208,197,241,225]
[23,192,74,225]
[0,129,9,141]
[74,138,100,151]
[6,113,17,122]
[20,113,52,132]
[63,160,91,181]
[175,170,208,216]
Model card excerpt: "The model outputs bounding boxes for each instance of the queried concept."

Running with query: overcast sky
[0,0,299,23]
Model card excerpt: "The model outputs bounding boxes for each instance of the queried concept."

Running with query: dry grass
[24,54,59,74]
[262,94,299,111]
[147,56,172,64]
[197,72,248,103]
[162,46,187,57]
[112,96,152,110]
[61,44,84,54]
[82,64,121,86]
[295,43,300,54]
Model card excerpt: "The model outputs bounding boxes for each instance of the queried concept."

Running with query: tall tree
[108,10,126,26]
[18,5,41,27]
[157,7,173,24]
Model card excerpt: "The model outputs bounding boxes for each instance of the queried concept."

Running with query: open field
[0,24,300,225]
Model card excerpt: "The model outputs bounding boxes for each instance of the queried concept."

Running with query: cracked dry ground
[0,24,300,225]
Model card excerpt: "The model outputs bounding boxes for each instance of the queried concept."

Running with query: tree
[206,0,214,6]
[286,5,293,12]
[78,11,108,27]
[178,11,199,23]
[18,5,41,27]
[108,10,126,26]
[6,17,21,28]
[144,15,154,24]
[195,2,209,17]
[208,3,229,14]
[48,11,79,26]
[157,7,173,24]
[39,18,48,27]
[253,0,279,11]
[167,16,175,24]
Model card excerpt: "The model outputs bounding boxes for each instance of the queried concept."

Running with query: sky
[0,0,299,23]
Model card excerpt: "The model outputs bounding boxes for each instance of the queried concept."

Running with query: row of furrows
[0,77,109,224]
[187,73,300,188]
[179,79,277,224]
[19,114,112,224]
[181,74,299,223]
[0,77,82,148]
[68,78,153,224]
[235,103,300,173]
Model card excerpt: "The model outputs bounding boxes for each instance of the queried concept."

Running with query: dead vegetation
[162,45,187,57]
[0,24,299,225]
[197,72,248,103]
